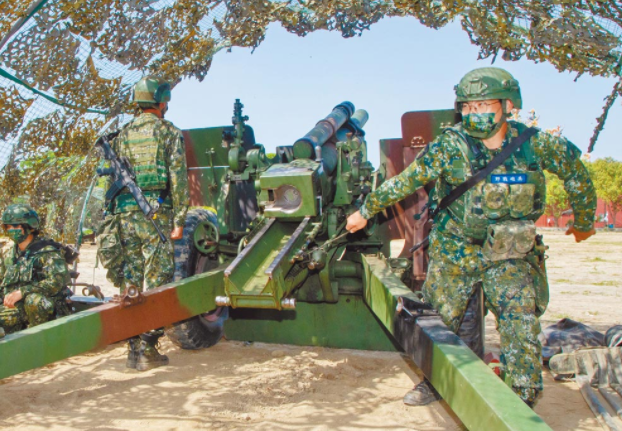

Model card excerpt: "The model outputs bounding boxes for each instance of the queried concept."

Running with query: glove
[565,226,595,243]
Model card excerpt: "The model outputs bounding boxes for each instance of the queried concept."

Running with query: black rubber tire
[165,208,227,350]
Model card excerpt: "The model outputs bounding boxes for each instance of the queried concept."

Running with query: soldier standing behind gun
[100,76,189,371]
[346,67,596,407]
[0,204,71,336]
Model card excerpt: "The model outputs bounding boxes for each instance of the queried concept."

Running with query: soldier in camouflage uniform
[347,67,596,407]
[100,76,189,371]
[0,204,71,334]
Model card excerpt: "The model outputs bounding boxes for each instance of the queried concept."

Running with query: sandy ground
[0,230,620,430]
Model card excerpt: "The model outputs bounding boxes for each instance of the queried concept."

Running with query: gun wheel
[166,208,228,350]
[193,220,219,254]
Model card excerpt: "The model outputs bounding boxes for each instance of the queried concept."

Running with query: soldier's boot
[126,337,140,369]
[403,380,441,406]
[136,332,168,372]
[514,387,540,409]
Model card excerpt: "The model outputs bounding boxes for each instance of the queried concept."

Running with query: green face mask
[462,113,503,139]
[6,228,27,244]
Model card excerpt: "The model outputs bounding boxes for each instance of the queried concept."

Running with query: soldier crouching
[0,204,71,334]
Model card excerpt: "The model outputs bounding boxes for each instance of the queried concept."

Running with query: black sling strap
[409,127,539,253]
[27,238,79,264]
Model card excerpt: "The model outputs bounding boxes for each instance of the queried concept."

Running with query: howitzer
[95,131,167,243]
[0,103,553,431]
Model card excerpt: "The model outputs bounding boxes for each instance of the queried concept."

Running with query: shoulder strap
[409,127,539,254]
[28,239,60,255]
[28,239,79,264]
[431,127,539,219]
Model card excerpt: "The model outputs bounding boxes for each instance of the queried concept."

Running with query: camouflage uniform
[0,238,70,333]
[361,120,596,403]
[98,76,189,370]
[108,112,189,291]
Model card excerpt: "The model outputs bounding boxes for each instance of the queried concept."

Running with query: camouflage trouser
[0,293,55,334]
[423,258,543,403]
[116,209,174,292]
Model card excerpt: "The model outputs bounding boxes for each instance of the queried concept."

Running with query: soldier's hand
[4,290,23,308]
[565,226,595,243]
[346,211,368,233]
[170,226,184,240]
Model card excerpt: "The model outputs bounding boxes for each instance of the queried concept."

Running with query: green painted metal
[0,310,103,380]
[184,127,253,169]
[224,217,314,309]
[0,268,225,380]
[292,102,355,160]
[361,254,419,331]
[258,159,320,219]
[172,270,226,314]
[225,294,399,351]
[183,121,260,235]
[359,254,552,431]
[420,318,552,431]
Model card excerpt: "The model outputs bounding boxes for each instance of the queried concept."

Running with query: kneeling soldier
[0,204,71,334]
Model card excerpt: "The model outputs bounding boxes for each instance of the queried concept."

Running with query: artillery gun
[0,101,553,431]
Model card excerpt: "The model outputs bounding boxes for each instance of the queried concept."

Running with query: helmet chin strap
[488,102,509,137]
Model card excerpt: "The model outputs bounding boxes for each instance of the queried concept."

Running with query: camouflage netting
[0,0,621,241]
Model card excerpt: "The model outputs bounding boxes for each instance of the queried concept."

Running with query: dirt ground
[0,230,620,430]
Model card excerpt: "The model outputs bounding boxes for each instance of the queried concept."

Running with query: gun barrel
[351,109,369,130]
[293,101,355,159]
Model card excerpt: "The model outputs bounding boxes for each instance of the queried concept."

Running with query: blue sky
[167,17,621,167]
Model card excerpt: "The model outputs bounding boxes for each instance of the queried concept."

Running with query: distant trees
[587,157,622,227]
[543,157,622,228]
[512,109,622,228]
[543,171,569,227]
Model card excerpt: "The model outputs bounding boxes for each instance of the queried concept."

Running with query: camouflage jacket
[0,237,70,299]
[361,121,596,233]
[108,112,190,228]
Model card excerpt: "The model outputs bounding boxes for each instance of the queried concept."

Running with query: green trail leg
[0,268,224,380]
[360,254,552,431]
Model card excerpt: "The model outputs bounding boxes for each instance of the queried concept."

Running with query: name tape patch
[490,174,527,184]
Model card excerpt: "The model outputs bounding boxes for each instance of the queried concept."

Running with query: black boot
[403,380,441,406]
[126,337,139,369]
[136,332,169,372]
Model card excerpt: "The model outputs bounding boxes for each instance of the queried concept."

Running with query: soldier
[0,204,71,334]
[101,76,189,371]
[346,67,596,407]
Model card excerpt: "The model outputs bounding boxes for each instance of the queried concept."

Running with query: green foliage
[0,113,103,242]
[544,171,570,225]
[587,157,622,226]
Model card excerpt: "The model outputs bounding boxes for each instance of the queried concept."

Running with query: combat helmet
[132,76,171,107]
[454,67,522,111]
[2,203,40,230]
